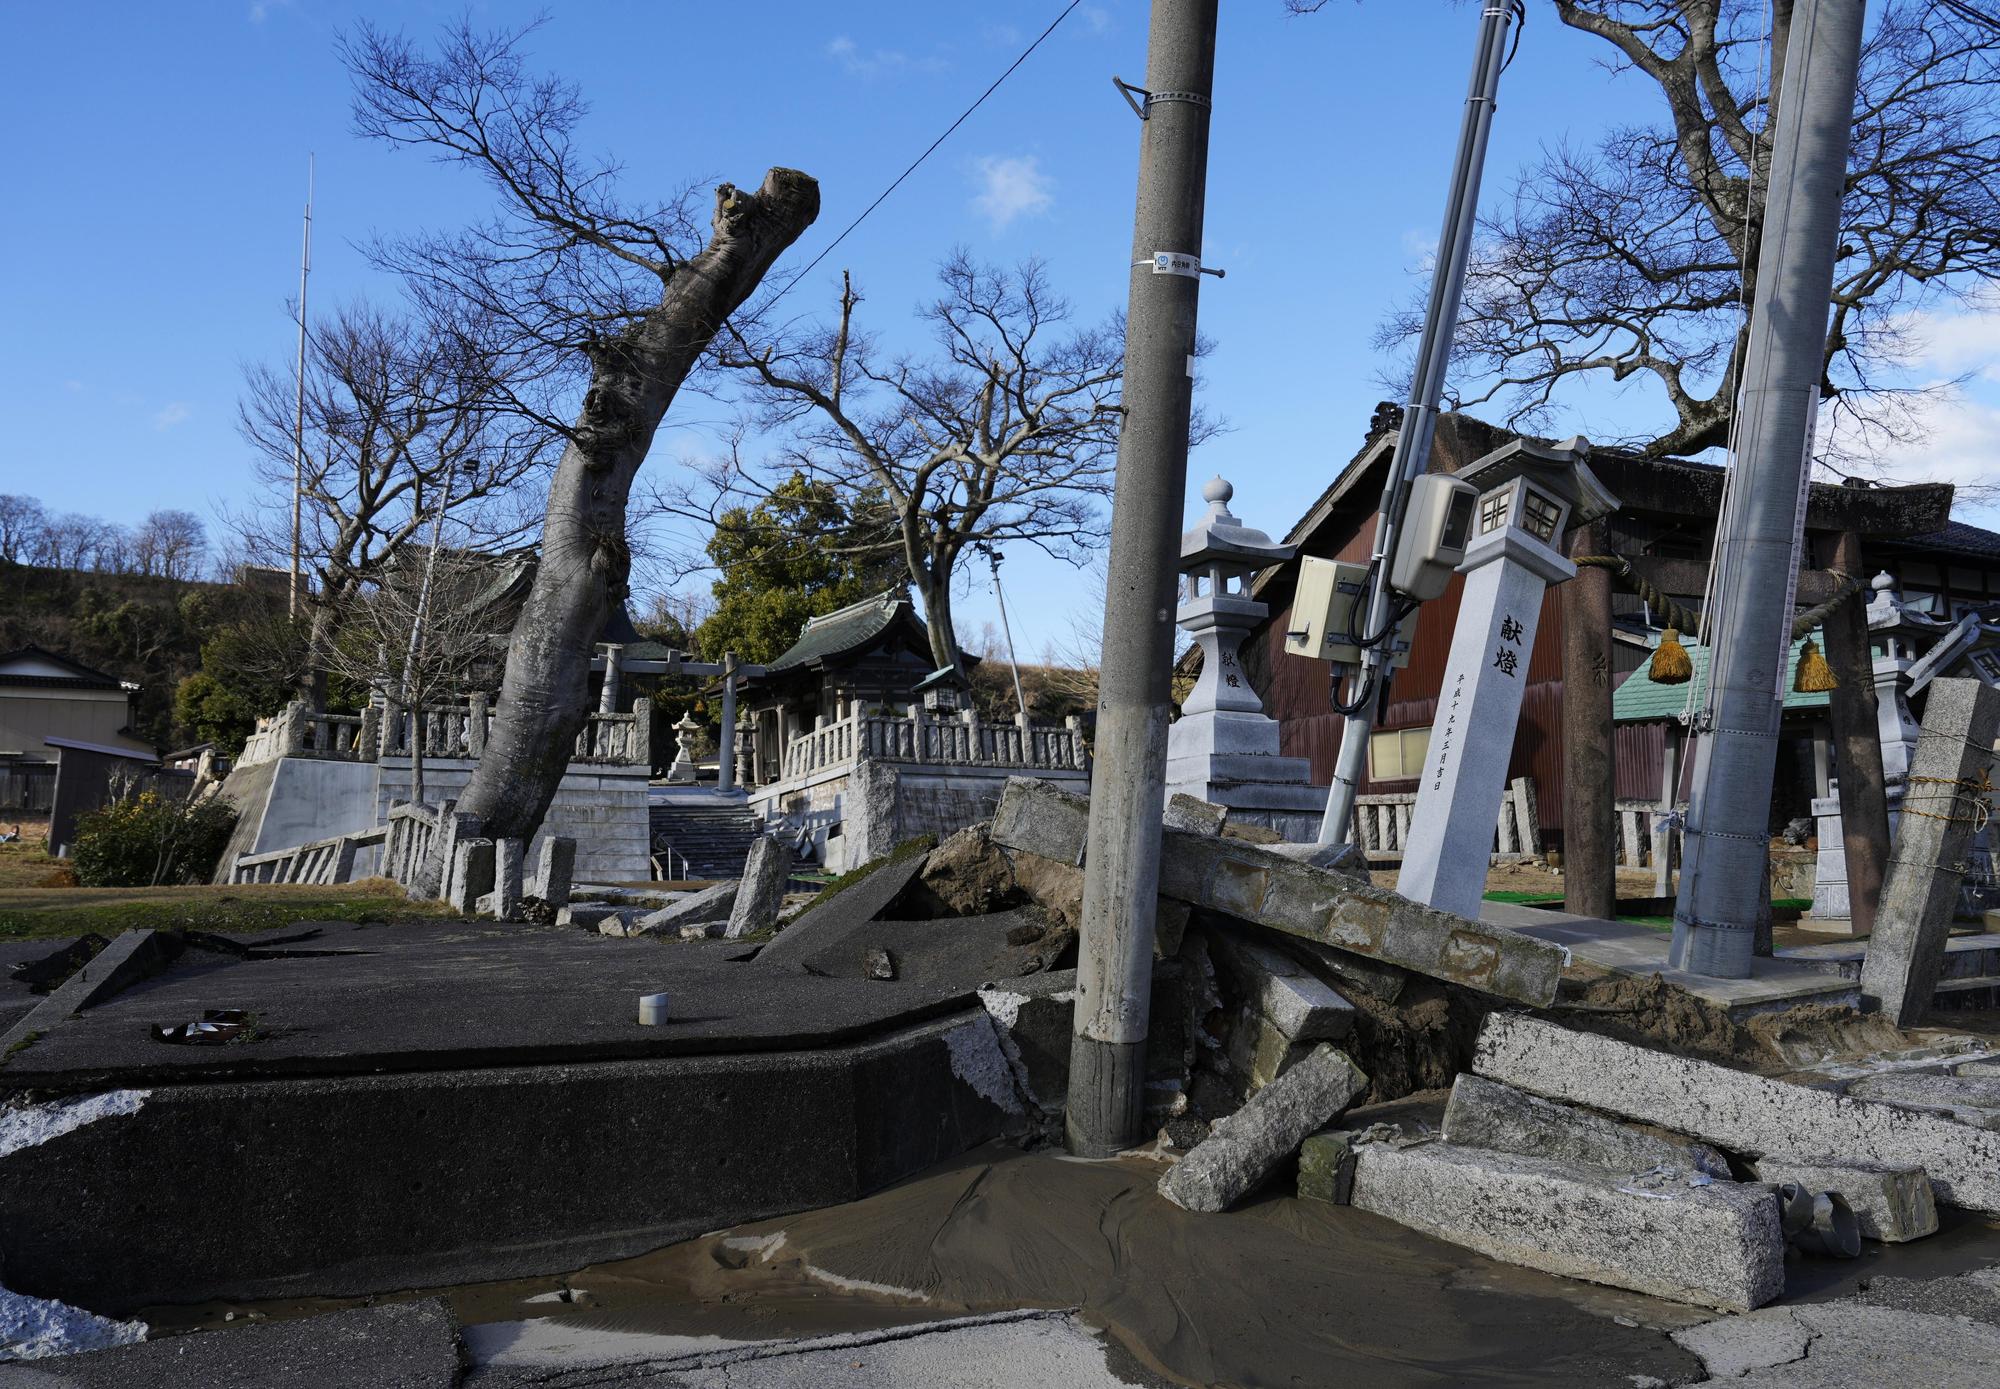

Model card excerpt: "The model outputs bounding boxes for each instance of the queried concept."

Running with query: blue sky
[4,1,1995,655]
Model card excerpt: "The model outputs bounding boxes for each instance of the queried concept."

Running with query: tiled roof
[765,591,910,674]
[1884,519,2000,560]
[1612,632,1832,722]
[0,646,127,691]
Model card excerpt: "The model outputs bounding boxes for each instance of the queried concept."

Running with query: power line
[767,1,1084,308]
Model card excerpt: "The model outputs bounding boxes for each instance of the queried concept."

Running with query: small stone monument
[1399,438,1618,921]
[1165,476,1323,840]
[666,711,701,784]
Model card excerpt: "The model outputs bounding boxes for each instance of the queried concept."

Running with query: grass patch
[1481,889,1554,903]
[0,876,469,942]
[0,839,69,891]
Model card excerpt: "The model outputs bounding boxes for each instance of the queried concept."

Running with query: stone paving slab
[0,921,985,1092]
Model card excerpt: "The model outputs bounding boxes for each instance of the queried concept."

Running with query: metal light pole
[980,543,1030,721]
[290,153,313,620]
[1067,0,1218,1158]
[1317,2,1522,847]
[1672,0,1868,978]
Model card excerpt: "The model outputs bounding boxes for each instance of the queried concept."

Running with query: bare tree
[1353,1,2000,462]
[322,553,496,807]
[702,254,1124,676]
[234,301,553,703]
[0,496,46,564]
[132,510,208,581]
[342,18,818,860]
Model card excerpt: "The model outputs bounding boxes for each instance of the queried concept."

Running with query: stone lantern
[1399,437,1619,920]
[915,665,970,714]
[1165,476,1323,838]
[666,710,701,784]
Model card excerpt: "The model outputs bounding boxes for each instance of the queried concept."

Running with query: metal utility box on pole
[1672,0,1867,978]
[1317,1,1522,848]
[1067,0,1217,1158]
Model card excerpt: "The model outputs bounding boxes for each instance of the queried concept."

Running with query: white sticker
[1151,251,1200,277]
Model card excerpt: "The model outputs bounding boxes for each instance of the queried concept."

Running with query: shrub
[71,790,238,887]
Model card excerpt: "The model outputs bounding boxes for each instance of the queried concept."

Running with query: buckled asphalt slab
[0,920,984,1093]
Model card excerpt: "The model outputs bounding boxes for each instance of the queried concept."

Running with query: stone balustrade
[238,696,652,771]
[775,709,1088,785]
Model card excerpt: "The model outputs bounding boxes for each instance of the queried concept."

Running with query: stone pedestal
[1801,789,1862,936]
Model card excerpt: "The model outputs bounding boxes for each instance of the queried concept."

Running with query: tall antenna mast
[289,153,314,619]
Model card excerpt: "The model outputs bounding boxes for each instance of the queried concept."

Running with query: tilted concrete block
[632,882,740,938]
[530,837,576,907]
[1158,1045,1368,1213]
[1474,1013,2000,1212]
[1207,933,1355,1045]
[1163,793,1229,838]
[447,839,495,915]
[1442,1074,1731,1178]
[1350,1140,1785,1312]
[725,837,795,941]
[992,776,1562,1006]
[1750,1157,1938,1243]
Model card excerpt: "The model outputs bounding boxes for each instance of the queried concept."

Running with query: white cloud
[971,155,1054,231]
[1079,6,1114,36]
[152,402,190,431]
[825,35,946,80]
[247,0,292,22]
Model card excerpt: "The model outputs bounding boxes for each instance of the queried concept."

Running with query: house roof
[1612,632,1832,723]
[765,591,916,674]
[0,646,132,692]
[1878,518,2000,562]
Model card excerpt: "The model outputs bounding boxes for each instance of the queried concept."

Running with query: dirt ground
[1372,859,1667,899]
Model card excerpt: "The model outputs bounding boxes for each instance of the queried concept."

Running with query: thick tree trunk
[919,574,961,677]
[299,603,336,712]
[1562,522,1617,919]
[442,170,818,870]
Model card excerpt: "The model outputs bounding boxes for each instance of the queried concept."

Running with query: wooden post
[1821,530,1890,937]
[1563,521,1617,918]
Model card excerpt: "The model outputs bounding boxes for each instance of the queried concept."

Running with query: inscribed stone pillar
[1400,538,1570,920]
[1400,439,1616,921]
[1561,521,1617,919]
[1858,678,2000,1026]
[599,643,625,714]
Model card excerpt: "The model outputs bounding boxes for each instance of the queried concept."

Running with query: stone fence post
[633,696,653,770]
[468,693,490,758]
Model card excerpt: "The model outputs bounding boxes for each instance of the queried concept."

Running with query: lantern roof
[1180,476,1297,570]
[1454,436,1620,528]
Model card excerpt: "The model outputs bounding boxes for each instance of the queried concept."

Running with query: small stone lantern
[666,710,701,784]
[915,665,970,715]
[1165,477,1322,835]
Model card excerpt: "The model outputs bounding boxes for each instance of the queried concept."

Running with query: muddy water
[141,1141,2000,1387]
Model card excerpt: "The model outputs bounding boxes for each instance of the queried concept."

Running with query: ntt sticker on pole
[1151,251,1200,277]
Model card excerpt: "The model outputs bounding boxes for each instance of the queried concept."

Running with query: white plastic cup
[638,992,670,1026]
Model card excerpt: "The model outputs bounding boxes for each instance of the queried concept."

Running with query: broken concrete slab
[1280,936,1409,1003]
[978,967,1187,1118]
[631,882,740,938]
[1843,1070,2000,1129]
[726,837,795,940]
[786,910,1062,988]
[1164,793,1229,838]
[758,853,931,968]
[4,1297,463,1387]
[991,777,1563,1006]
[1158,1045,1367,1213]
[1750,1157,1937,1243]
[1350,1140,1785,1313]
[1674,1293,2000,1388]
[553,903,624,931]
[1442,1074,1731,1179]
[1473,1012,2000,1212]
[0,931,171,1063]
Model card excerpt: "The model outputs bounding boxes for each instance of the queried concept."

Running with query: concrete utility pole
[1067,0,1217,1158]
[1318,1,1522,848]
[1672,0,1867,978]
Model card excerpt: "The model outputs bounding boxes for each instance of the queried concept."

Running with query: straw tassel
[1794,638,1837,693]
[1649,628,1693,684]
